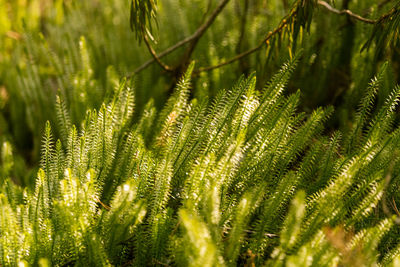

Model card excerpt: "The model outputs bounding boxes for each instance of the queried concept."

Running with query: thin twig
[194,12,293,73]
[194,0,380,74]
[130,0,379,76]
[128,0,231,77]
[143,32,173,72]
[97,198,111,210]
[391,198,400,217]
[318,0,376,24]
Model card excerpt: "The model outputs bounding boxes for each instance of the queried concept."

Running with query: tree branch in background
[194,0,383,74]
[130,0,391,77]
[143,32,173,72]
[317,0,376,24]
[194,9,295,74]
[128,0,230,77]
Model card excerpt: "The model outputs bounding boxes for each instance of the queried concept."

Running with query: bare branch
[318,0,376,24]
[194,12,293,73]
[129,0,380,77]
[128,0,231,77]
[194,1,380,74]
[143,32,173,72]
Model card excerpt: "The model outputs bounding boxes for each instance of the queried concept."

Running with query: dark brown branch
[318,0,376,24]
[143,32,173,72]
[128,0,231,77]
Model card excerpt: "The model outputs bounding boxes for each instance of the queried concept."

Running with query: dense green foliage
[1,0,400,266]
